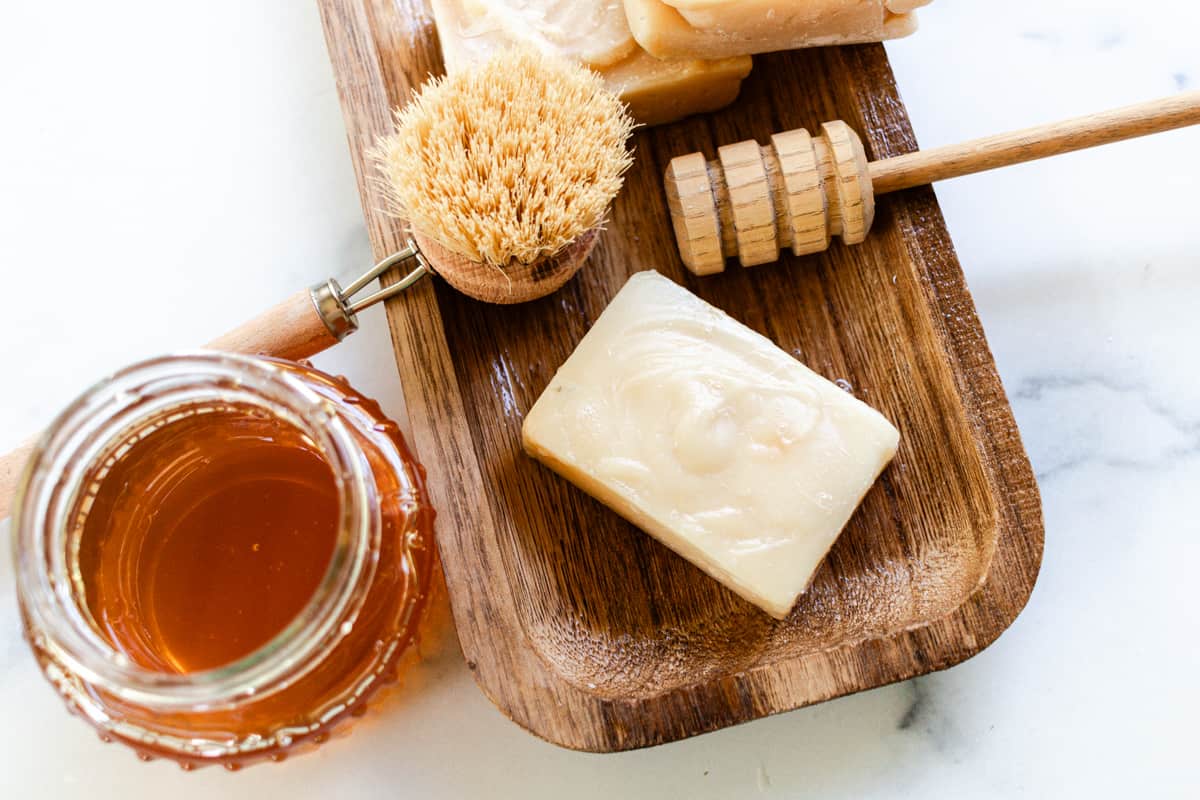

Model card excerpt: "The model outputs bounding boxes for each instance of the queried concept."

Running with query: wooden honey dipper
[0,48,633,519]
[666,91,1200,275]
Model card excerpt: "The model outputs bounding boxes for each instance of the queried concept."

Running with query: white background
[1,1,1198,796]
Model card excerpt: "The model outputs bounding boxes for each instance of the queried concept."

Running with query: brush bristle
[371,47,635,267]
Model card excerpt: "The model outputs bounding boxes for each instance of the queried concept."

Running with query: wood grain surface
[317,0,1044,751]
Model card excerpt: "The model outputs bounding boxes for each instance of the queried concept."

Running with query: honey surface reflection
[79,409,341,673]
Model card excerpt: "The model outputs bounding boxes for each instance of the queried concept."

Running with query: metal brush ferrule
[307,237,431,341]
[309,279,358,341]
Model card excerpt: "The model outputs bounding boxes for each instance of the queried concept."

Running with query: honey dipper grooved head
[371,48,635,303]
[665,121,874,276]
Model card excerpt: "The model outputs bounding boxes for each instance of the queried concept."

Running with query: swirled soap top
[522,271,899,618]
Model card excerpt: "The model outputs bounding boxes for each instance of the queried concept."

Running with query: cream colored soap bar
[522,272,900,618]
[436,0,638,68]
[623,0,929,60]
[598,49,750,126]
[431,0,751,126]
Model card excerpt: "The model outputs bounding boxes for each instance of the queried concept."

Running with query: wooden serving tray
[317,0,1044,751]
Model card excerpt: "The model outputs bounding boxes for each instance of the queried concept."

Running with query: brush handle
[868,90,1200,193]
[0,438,34,519]
[0,285,357,520]
[666,91,1200,274]
[207,287,346,361]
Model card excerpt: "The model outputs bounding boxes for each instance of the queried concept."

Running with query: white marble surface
[1,0,1198,796]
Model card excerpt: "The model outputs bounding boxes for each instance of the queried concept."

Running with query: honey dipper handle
[868,90,1200,195]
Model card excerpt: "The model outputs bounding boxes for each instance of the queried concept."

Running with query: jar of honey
[11,353,435,769]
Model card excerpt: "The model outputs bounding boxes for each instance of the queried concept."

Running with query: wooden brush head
[372,48,634,303]
[412,229,600,304]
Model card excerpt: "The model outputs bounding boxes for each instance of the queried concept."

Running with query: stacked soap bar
[522,272,900,618]
[430,0,752,126]
[623,0,930,59]
[430,1,928,125]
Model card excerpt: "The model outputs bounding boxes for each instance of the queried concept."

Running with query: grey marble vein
[1012,372,1200,481]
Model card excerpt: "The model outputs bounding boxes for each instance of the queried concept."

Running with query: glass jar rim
[12,352,379,710]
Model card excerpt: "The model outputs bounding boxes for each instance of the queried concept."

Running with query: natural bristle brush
[216,46,634,359]
[0,47,635,517]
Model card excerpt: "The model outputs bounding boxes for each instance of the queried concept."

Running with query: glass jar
[11,353,435,769]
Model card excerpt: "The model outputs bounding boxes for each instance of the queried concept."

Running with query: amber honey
[14,354,435,769]
[79,409,341,674]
